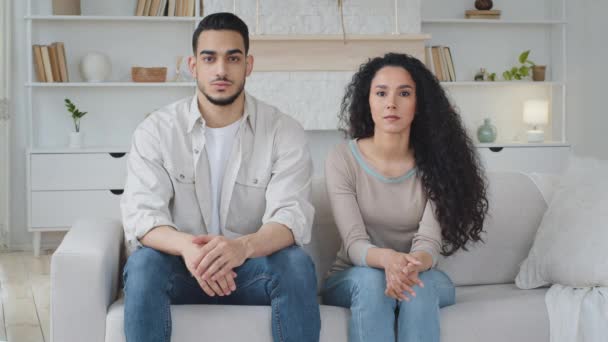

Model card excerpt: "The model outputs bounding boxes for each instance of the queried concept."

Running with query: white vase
[69,131,84,148]
[80,52,111,82]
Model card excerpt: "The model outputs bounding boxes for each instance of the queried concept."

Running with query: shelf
[476,142,570,148]
[422,19,566,25]
[441,81,564,87]
[249,34,431,71]
[26,15,197,22]
[27,82,195,87]
[28,147,130,154]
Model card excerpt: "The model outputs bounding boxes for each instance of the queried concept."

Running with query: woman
[322,53,489,342]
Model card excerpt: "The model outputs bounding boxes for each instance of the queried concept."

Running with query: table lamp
[523,99,549,143]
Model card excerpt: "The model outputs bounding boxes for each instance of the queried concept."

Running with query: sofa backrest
[305,172,555,288]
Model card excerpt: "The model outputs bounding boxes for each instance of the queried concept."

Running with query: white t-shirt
[204,118,242,235]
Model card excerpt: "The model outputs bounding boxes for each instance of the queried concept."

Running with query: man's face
[190,30,253,106]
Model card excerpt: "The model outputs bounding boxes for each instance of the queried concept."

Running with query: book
[168,0,176,16]
[424,46,435,76]
[149,0,161,16]
[40,46,54,83]
[143,0,153,16]
[176,0,183,17]
[465,9,501,19]
[444,46,456,82]
[56,42,69,82]
[187,0,195,16]
[48,43,62,82]
[52,0,81,15]
[438,46,450,81]
[431,46,444,82]
[135,0,147,16]
[32,45,46,82]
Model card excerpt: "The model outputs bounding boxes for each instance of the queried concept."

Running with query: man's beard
[199,79,245,106]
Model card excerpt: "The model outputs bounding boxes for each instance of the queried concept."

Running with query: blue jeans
[123,246,321,342]
[322,267,455,342]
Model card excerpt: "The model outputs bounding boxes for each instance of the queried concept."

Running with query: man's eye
[202,56,214,62]
[228,56,240,62]
[400,91,411,96]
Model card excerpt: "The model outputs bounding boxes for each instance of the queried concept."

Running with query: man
[121,12,321,342]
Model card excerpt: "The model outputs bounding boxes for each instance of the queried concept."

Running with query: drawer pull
[109,153,126,158]
[489,147,504,153]
[110,189,124,195]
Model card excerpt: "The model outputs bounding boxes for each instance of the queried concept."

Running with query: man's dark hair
[192,12,250,54]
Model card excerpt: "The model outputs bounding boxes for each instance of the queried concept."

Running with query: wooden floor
[0,251,51,342]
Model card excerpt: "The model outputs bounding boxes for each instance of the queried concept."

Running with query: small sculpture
[475,0,493,10]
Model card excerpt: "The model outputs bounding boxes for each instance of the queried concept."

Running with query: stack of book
[464,10,501,19]
[32,43,69,83]
[424,46,456,82]
[135,0,198,17]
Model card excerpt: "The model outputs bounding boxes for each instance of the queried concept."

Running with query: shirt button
[252,178,258,184]
[194,149,199,154]
[179,174,185,179]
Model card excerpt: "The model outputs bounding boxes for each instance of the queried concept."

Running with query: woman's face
[368,66,417,135]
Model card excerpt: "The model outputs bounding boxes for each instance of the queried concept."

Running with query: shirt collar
[186,92,257,134]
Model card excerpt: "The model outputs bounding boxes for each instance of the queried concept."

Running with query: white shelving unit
[422,0,568,146]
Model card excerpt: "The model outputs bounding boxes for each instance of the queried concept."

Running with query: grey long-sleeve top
[325,140,443,275]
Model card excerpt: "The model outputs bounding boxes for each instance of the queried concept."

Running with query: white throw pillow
[516,155,608,289]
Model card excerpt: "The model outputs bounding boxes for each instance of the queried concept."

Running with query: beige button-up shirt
[121,93,314,252]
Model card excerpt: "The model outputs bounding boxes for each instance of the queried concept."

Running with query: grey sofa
[51,171,553,341]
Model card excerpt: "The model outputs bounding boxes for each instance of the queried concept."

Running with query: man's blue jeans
[322,267,455,342]
[123,245,321,342]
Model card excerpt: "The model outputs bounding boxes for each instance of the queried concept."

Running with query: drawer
[30,190,123,228]
[31,153,128,190]
[477,146,570,174]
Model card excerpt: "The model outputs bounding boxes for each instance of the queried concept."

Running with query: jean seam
[269,279,285,342]
[164,273,176,342]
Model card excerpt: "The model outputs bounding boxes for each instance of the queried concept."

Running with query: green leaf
[503,71,512,80]
[519,50,530,64]
[489,73,496,81]
[520,66,530,76]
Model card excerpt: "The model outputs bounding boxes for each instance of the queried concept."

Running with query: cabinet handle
[109,153,126,158]
[489,147,504,153]
[110,189,124,195]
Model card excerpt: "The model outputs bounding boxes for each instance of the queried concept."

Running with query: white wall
[9,0,608,250]
[567,0,608,159]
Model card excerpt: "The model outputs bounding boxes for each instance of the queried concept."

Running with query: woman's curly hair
[339,52,489,256]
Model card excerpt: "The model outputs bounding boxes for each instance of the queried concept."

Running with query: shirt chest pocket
[227,169,270,235]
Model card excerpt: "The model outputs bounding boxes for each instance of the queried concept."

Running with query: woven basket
[131,67,167,82]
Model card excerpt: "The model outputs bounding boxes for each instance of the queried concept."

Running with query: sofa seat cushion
[441,284,549,342]
[106,298,349,342]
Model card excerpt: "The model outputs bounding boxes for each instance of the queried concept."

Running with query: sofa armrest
[51,218,124,342]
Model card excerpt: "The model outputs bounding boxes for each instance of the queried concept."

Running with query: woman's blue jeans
[322,267,455,342]
[123,246,321,342]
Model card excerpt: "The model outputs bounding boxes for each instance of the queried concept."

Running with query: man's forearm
[140,225,193,256]
[237,222,295,259]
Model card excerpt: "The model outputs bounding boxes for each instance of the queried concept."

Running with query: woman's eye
[376,91,386,96]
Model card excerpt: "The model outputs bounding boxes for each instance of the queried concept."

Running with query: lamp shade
[523,100,549,125]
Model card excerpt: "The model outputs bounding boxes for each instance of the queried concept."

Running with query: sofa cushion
[106,299,349,342]
[304,177,342,289]
[441,284,549,342]
[516,155,608,289]
[437,172,548,286]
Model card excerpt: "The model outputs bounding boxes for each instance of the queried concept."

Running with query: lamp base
[526,129,544,143]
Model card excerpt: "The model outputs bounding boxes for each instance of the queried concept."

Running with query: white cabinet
[27,149,128,256]
[477,145,570,174]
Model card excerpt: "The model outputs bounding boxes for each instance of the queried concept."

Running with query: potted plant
[64,98,88,148]
[502,50,546,81]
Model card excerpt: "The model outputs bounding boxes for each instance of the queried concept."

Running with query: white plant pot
[69,131,84,148]
[80,52,111,82]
